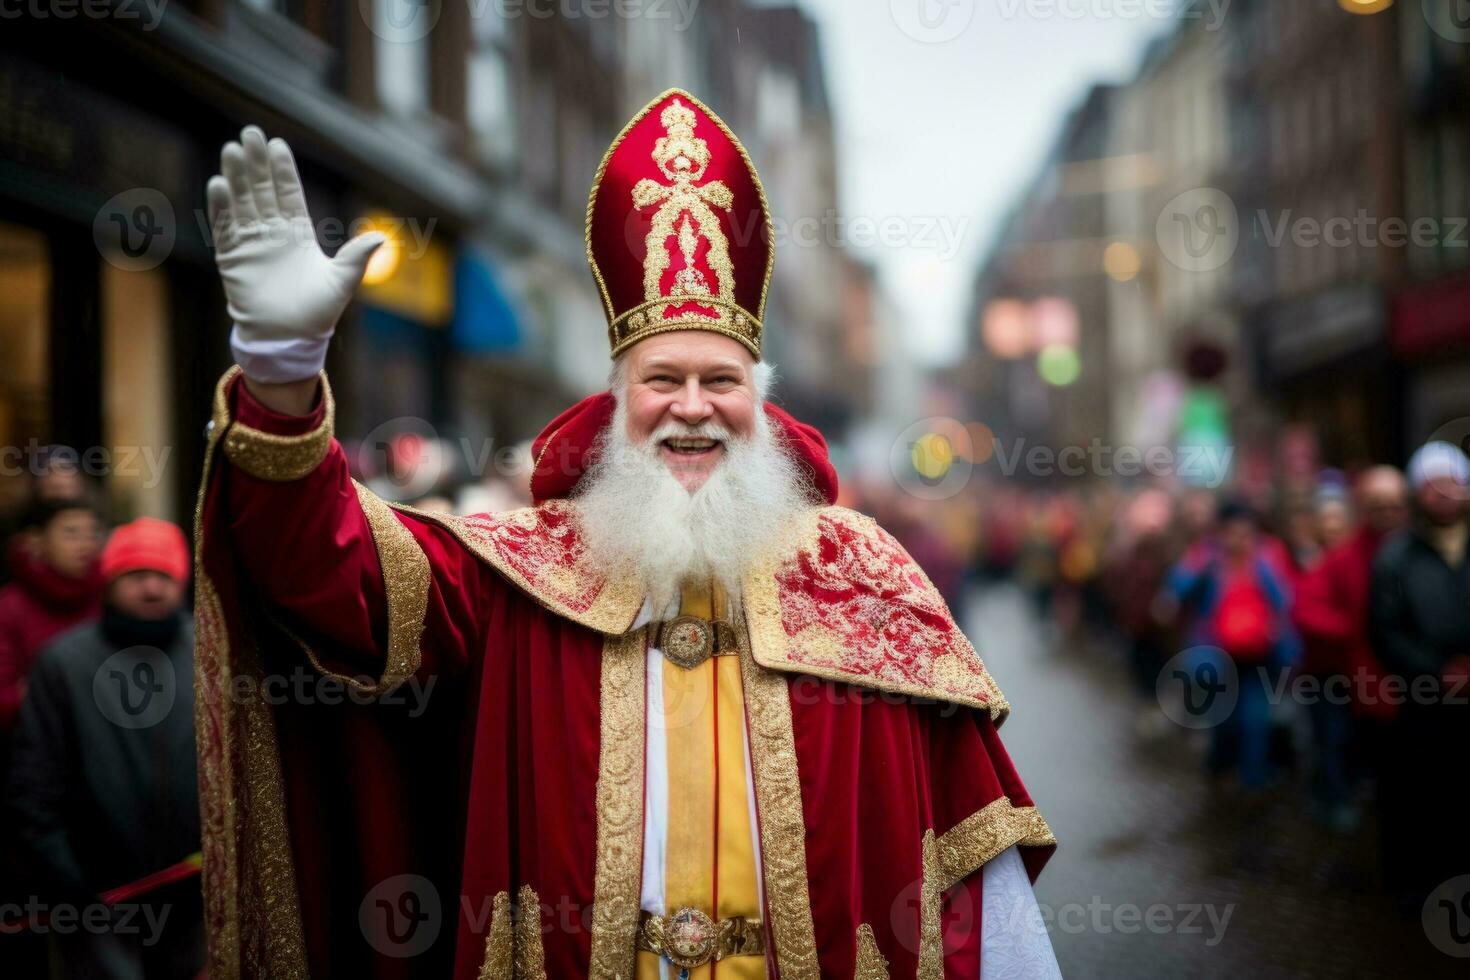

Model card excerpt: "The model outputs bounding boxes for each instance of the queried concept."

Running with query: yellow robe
[636,581,764,979]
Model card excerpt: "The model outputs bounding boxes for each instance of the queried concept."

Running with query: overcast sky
[793,0,1178,365]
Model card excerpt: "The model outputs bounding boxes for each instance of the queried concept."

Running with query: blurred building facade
[960,83,1121,473]
[0,0,865,523]
[963,0,1466,482]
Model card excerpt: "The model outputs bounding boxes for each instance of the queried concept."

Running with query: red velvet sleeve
[221,375,489,678]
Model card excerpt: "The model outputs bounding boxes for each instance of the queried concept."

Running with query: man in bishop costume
[194,90,1059,979]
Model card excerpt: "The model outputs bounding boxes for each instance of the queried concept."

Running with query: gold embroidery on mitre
[587,89,771,360]
[633,98,736,311]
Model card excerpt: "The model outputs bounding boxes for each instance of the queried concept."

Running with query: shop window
[102,263,174,519]
[0,223,50,513]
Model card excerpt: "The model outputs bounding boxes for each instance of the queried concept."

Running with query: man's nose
[668,378,713,424]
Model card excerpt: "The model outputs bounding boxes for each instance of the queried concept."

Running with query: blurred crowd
[0,452,203,979]
[6,420,1468,976]
[848,436,1470,922]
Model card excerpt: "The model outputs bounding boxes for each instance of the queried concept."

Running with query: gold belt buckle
[659,615,714,669]
[662,907,717,969]
[639,907,763,968]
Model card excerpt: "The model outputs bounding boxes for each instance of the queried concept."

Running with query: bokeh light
[1103,241,1141,282]
[981,299,1032,359]
[1037,343,1081,386]
[911,432,955,479]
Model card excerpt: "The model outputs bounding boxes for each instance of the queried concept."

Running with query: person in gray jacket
[6,517,201,980]
[1370,441,1470,913]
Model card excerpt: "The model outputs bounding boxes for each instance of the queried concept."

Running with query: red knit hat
[100,517,191,584]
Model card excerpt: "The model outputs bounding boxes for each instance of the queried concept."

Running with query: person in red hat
[6,516,203,979]
[194,95,1056,980]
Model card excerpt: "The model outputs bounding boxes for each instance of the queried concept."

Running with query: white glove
[206,126,385,384]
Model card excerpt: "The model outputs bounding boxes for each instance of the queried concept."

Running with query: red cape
[194,370,1052,979]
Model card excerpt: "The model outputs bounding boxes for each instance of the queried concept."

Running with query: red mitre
[586,89,773,359]
[529,392,838,506]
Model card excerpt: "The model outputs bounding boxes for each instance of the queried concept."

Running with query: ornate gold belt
[636,907,764,968]
[649,615,739,669]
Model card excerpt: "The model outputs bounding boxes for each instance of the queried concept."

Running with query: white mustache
[647,420,736,445]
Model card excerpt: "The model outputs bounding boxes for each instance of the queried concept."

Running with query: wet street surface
[967,583,1462,979]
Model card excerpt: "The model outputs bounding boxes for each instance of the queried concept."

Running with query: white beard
[574,396,815,616]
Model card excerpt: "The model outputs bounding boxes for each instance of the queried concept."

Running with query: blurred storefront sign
[1259,284,1385,381]
[1255,284,1395,466]
[451,248,522,355]
[1395,273,1470,447]
[1393,273,1470,358]
[358,216,453,328]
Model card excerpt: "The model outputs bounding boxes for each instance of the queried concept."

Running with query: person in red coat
[1292,466,1409,828]
[0,498,103,979]
[0,499,104,739]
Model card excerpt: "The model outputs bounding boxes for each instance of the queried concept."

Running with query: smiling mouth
[661,436,723,458]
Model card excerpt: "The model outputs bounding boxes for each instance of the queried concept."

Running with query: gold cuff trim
[216,365,335,481]
[916,799,1056,978]
[587,630,646,978]
[935,797,1056,893]
[854,923,891,979]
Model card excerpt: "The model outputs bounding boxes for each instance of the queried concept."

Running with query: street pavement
[967,582,1463,979]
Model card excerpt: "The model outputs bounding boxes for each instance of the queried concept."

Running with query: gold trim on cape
[217,365,334,481]
[515,884,549,979]
[742,506,1011,722]
[854,923,891,979]
[389,500,643,637]
[587,629,647,978]
[736,621,820,979]
[194,370,310,979]
[290,482,429,694]
[935,797,1056,893]
[479,891,514,979]
[914,798,1057,978]
[917,831,944,980]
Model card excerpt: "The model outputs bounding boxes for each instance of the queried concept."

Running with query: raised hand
[206,126,384,386]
